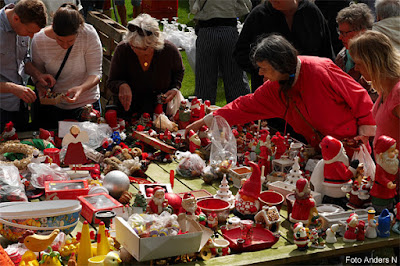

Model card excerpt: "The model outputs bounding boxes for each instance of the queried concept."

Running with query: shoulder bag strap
[51,45,73,89]
[293,104,325,142]
[200,0,208,11]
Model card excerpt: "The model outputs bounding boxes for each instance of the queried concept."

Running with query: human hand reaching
[119,83,132,111]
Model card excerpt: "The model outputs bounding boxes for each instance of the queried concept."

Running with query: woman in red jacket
[186,34,376,150]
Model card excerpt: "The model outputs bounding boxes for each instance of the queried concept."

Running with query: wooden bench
[86,11,127,110]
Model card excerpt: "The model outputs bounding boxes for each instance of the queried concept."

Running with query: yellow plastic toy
[39,246,62,266]
[77,221,93,266]
[88,251,121,266]
[97,221,110,256]
[19,250,39,266]
[24,229,60,252]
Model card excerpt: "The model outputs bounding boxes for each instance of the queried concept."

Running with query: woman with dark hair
[186,34,376,151]
[30,3,102,129]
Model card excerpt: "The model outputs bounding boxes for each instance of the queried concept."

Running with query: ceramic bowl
[197,198,230,223]
[258,191,285,211]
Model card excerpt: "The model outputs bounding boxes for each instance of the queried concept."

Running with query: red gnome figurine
[188,130,201,153]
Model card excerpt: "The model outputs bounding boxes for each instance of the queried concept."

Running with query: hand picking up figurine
[310,136,359,207]
[369,136,398,212]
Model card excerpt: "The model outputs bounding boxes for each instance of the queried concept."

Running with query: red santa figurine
[198,125,211,147]
[190,98,202,123]
[293,222,309,251]
[147,186,168,214]
[207,211,218,230]
[344,213,359,242]
[310,136,358,205]
[173,100,191,129]
[370,135,398,212]
[1,121,18,141]
[179,192,202,217]
[290,178,317,224]
[271,132,286,159]
[234,162,261,218]
[188,130,201,153]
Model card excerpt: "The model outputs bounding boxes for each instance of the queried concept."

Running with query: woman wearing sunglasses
[107,13,185,120]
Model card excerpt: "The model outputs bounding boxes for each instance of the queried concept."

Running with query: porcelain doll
[289,178,318,224]
[293,222,309,251]
[254,205,281,233]
[370,136,398,213]
[234,162,261,219]
[325,224,340,244]
[365,209,378,238]
[310,136,358,206]
[343,213,359,242]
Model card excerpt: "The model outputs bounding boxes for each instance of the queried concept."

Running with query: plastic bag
[166,90,185,117]
[0,165,28,202]
[28,163,69,189]
[176,151,206,177]
[209,116,237,167]
[352,144,376,180]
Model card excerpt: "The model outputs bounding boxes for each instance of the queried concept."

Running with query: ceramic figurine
[356,220,366,241]
[147,186,168,214]
[346,163,372,209]
[207,212,218,230]
[370,136,398,213]
[271,132,286,159]
[309,228,325,249]
[254,205,281,233]
[343,213,359,242]
[366,209,378,238]
[244,151,251,166]
[1,121,18,141]
[208,238,230,257]
[62,125,89,170]
[81,104,100,122]
[173,100,191,129]
[289,178,318,225]
[234,162,261,219]
[179,192,204,217]
[310,136,358,206]
[188,130,201,153]
[24,229,60,252]
[392,202,400,234]
[325,224,339,244]
[214,174,235,207]
[190,97,204,123]
[198,125,211,147]
[293,222,309,251]
[87,251,121,266]
[377,208,392,238]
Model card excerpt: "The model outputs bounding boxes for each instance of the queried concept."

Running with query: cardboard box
[115,216,213,261]
[78,193,123,224]
[45,180,89,200]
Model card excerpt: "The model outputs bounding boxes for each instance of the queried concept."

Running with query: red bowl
[285,192,296,219]
[197,198,230,223]
[258,191,284,211]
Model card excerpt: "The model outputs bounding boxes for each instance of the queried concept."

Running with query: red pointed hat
[153,186,165,194]
[183,192,194,200]
[39,128,51,140]
[199,125,208,132]
[296,178,308,193]
[293,222,303,233]
[239,162,261,199]
[320,135,343,161]
[346,213,358,224]
[374,135,396,155]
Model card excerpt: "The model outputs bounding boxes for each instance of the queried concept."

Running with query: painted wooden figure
[62,125,89,169]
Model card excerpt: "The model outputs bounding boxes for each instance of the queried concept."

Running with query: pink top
[372,81,400,153]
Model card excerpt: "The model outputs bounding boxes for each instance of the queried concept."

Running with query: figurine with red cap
[198,125,211,147]
[344,213,359,242]
[188,130,201,153]
[293,222,309,251]
[179,192,202,217]
[173,100,191,129]
[310,135,359,207]
[370,135,398,212]
[290,178,318,225]
[271,132,286,159]
[207,211,218,230]
[234,162,261,219]
[1,121,18,141]
[147,186,168,214]
[190,97,202,123]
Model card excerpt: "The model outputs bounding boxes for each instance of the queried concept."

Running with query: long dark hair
[251,34,298,105]
[52,3,84,36]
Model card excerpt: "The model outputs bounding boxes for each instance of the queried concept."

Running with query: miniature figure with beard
[147,186,168,214]
[370,135,399,212]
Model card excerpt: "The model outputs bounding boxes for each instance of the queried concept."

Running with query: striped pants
[195,26,250,104]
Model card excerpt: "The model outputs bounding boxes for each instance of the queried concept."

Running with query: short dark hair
[14,0,47,29]
[251,34,298,104]
[52,3,84,36]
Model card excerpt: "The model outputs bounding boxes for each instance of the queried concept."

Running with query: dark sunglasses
[128,24,153,36]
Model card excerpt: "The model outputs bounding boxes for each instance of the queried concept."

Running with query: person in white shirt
[29,2,102,129]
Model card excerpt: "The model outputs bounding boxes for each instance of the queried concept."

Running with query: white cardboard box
[115,216,213,261]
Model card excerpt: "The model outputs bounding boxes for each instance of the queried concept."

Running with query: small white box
[229,166,252,188]
[272,157,294,174]
[268,181,322,205]
[115,217,212,261]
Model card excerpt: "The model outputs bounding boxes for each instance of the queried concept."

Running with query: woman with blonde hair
[107,13,184,120]
[349,30,400,152]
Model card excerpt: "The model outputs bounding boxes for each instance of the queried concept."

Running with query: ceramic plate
[316,204,344,216]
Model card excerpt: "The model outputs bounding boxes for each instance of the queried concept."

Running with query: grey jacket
[372,17,400,52]
[189,0,252,20]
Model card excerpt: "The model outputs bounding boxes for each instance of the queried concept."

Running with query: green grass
[110,0,227,107]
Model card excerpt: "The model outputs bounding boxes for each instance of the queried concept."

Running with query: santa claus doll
[344,213,359,242]
[234,162,261,219]
[198,125,211,147]
[173,100,191,129]
[147,186,168,214]
[190,98,203,123]
[188,130,201,153]
[370,135,398,212]
[290,178,317,225]
[293,222,309,251]
[1,121,18,141]
[179,192,203,217]
[310,135,359,207]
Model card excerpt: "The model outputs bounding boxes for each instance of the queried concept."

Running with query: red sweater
[213,56,375,148]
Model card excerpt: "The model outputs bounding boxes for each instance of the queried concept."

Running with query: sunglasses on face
[128,24,153,36]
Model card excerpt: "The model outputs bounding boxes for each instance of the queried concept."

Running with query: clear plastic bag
[28,163,69,189]
[0,165,28,202]
[176,151,206,177]
[351,144,376,180]
[209,116,237,167]
[166,90,185,117]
